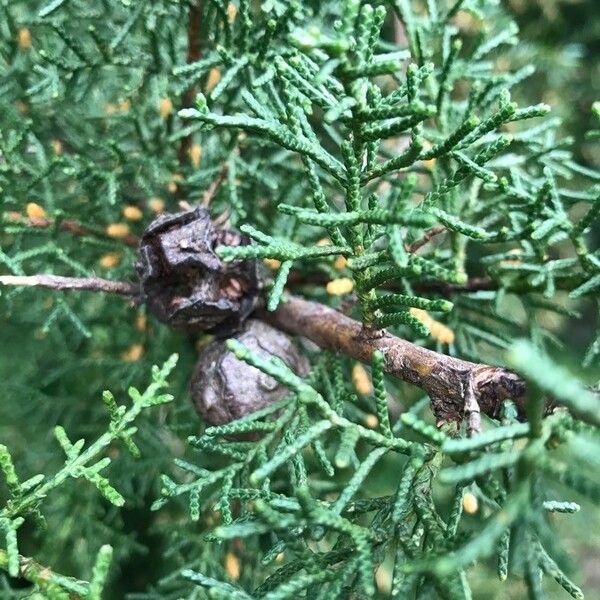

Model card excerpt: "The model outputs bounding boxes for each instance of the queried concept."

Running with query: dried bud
[136,207,260,335]
[190,320,309,425]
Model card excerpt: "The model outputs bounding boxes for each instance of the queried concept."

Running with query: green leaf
[508,340,600,427]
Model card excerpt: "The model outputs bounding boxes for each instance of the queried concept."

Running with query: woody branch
[260,294,526,427]
[0,273,526,425]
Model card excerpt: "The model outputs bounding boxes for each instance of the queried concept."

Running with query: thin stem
[178,1,203,165]
[0,275,139,297]
[406,225,446,253]
[288,272,588,297]
[6,215,139,247]
[201,161,229,207]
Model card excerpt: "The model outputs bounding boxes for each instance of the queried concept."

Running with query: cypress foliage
[1,1,599,598]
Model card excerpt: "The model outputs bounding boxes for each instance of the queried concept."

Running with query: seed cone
[190,320,309,426]
[136,207,260,335]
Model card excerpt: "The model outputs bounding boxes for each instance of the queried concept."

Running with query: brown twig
[412,276,497,296]
[7,215,140,248]
[0,273,526,426]
[406,225,446,253]
[287,271,590,298]
[286,269,496,295]
[202,161,229,207]
[413,274,588,297]
[0,275,139,297]
[178,1,203,165]
[260,294,527,425]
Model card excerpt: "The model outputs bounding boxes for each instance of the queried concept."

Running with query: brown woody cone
[136,207,260,335]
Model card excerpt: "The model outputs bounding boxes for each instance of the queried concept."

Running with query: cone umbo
[136,207,260,335]
[190,319,309,425]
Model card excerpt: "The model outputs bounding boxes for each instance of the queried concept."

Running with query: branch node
[464,377,482,436]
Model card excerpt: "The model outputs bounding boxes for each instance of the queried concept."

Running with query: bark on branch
[0,273,526,425]
[260,295,527,425]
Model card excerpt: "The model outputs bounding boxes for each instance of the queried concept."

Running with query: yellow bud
[364,414,379,429]
[26,202,47,220]
[167,173,182,193]
[224,552,241,580]
[263,258,282,270]
[352,363,373,396]
[462,492,479,514]
[135,313,147,332]
[159,97,173,119]
[316,237,330,246]
[430,321,455,345]
[409,308,432,326]
[454,11,479,32]
[409,308,455,345]
[326,277,354,296]
[149,197,165,214]
[52,140,63,155]
[15,100,28,114]
[189,143,202,168]
[375,563,392,594]
[420,141,435,170]
[206,68,221,93]
[106,223,131,239]
[334,256,347,270]
[227,3,237,23]
[121,343,144,363]
[275,552,285,564]
[105,99,130,115]
[18,28,32,50]
[99,252,122,269]
[123,205,143,221]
